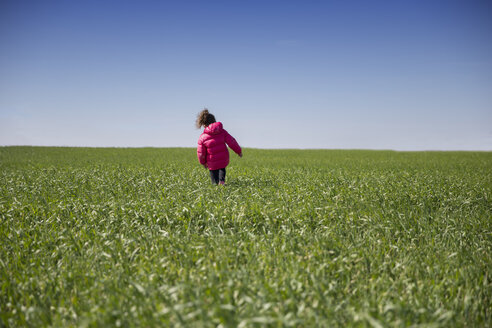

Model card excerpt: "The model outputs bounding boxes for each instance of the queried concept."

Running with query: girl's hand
[202,163,208,169]
[239,152,243,158]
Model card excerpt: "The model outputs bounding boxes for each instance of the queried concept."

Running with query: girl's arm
[197,139,208,166]
[225,131,242,156]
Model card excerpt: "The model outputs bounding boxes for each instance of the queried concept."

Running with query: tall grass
[1,147,490,326]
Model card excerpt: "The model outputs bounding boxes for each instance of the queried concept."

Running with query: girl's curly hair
[196,108,216,128]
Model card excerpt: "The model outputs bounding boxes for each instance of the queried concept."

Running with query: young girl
[196,109,242,185]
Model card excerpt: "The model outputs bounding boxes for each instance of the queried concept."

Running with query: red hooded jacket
[197,122,242,170]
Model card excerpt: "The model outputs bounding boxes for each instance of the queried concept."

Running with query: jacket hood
[204,122,223,135]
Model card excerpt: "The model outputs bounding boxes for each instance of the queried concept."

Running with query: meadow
[0,146,490,327]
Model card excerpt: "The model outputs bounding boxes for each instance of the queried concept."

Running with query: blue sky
[1,0,491,150]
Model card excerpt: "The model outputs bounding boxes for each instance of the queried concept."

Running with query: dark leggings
[209,168,226,185]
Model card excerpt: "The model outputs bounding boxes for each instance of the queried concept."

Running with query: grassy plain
[0,146,491,327]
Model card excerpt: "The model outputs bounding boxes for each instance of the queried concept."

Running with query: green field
[1,146,491,327]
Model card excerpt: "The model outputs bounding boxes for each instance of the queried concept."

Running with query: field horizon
[1,146,490,326]
[2,145,491,152]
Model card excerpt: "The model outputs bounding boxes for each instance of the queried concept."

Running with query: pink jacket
[197,122,242,170]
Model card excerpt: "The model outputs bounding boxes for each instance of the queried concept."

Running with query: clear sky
[1,0,491,150]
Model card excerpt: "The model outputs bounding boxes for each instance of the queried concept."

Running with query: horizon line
[1,145,491,152]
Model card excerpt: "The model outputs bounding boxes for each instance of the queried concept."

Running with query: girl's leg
[209,169,220,185]
[218,168,226,185]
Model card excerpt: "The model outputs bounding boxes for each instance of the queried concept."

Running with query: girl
[196,109,242,185]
